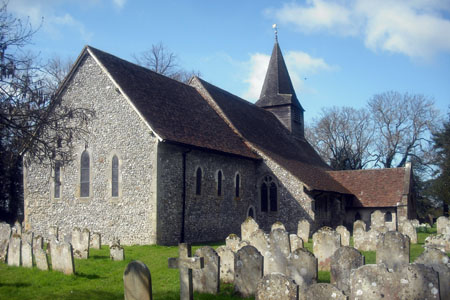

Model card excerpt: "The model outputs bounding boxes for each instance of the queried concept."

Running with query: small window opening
[196,167,202,195]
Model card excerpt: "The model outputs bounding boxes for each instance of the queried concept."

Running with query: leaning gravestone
[234,245,263,298]
[49,225,59,240]
[124,260,153,300]
[51,240,75,275]
[90,232,101,249]
[72,227,90,259]
[193,246,220,294]
[437,216,449,234]
[216,245,236,284]
[34,247,49,271]
[7,234,21,266]
[225,234,240,252]
[23,230,34,247]
[370,210,385,230]
[304,283,347,300]
[415,248,450,300]
[0,222,11,262]
[289,234,303,252]
[297,220,310,243]
[33,235,43,251]
[255,273,298,300]
[21,241,33,268]
[397,263,440,300]
[286,248,317,293]
[330,246,364,295]
[312,227,340,271]
[353,220,366,233]
[271,221,286,232]
[401,220,417,244]
[350,264,396,300]
[376,231,410,271]
[335,225,350,247]
[241,217,259,242]
[248,229,270,258]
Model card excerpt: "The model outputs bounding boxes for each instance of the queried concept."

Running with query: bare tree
[306,106,373,170]
[133,42,201,83]
[43,55,74,92]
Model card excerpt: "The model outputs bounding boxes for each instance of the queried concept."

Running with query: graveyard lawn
[0,235,448,300]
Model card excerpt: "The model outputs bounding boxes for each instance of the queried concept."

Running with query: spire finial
[272,24,278,42]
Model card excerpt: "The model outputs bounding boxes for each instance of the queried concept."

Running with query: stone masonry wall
[24,54,158,245]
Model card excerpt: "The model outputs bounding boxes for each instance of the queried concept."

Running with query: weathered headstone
[297,220,310,243]
[400,220,417,244]
[110,244,124,261]
[21,241,33,268]
[370,210,385,230]
[7,234,21,266]
[352,220,366,233]
[124,260,153,300]
[225,234,240,252]
[312,227,340,271]
[241,217,259,242]
[236,240,250,251]
[411,219,420,228]
[330,246,364,295]
[397,263,440,300]
[415,248,450,300]
[271,221,286,232]
[90,232,101,249]
[248,229,270,258]
[265,228,290,275]
[350,264,397,300]
[234,245,263,298]
[335,225,350,247]
[287,248,317,293]
[34,247,49,271]
[72,227,90,259]
[437,216,449,234]
[216,245,236,284]
[354,229,381,251]
[22,230,34,247]
[270,228,290,258]
[33,235,43,251]
[289,234,303,252]
[13,221,22,236]
[304,283,347,300]
[376,231,410,271]
[0,222,11,262]
[49,225,59,240]
[255,273,298,300]
[51,240,75,275]
[193,246,220,294]
[425,234,450,252]
[168,243,204,300]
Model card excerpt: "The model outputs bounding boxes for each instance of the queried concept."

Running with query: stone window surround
[51,162,63,201]
[214,169,224,197]
[78,147,93,202]
[233,171,241,200]
[108,151,123,202]
[258,174,279,214]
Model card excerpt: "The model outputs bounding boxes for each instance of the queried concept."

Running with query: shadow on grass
[91,255,109,259]
[0,282,32,288]
[75,272,102,279]
[48,289,122,300]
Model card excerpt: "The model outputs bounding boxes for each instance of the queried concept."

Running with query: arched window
[54,162,61,199]
[112,155,119,197]
[385,211,392,222]
[355,212,361,221]
[80,150,90,197]
[196,167,202,195]
[261,175,277,212]
[248,207,254,218]
[217,170,222,196]
[235,173,240,198]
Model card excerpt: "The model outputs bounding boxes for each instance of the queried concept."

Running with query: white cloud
[243,53,270,100]
[269,0,450,59]
[113,0,127,9]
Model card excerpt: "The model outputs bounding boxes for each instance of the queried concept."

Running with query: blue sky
[9,0,450,124]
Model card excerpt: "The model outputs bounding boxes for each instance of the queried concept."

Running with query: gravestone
[297,220,310,243]
[124,260,153,300]
[370,210,385,230]
[289,234,303,252]
[336,225,350,247]
[241,217,259,242]
[236,240,250,251]
[312,227,340,271]
[376,231,410,271]
[168,243,204,300]
[234,245,263,298]
[415,248,450,300]
[248,229,270,257]
[7,234,21,266]
[255,273,298,300]
[90,232,101,249]
[425,234,450,252]
[304,283,347,300]
[22,241,33,268]
[350,264,397,300]
[354,229,380,251]
[49,225,59,240]
[287,248,317,293]
[401,220,417,244]
[72,227,90,259]
[266,228,290,275]
[397,263,440,300]
[330,246,364,295]
[0,222,11,262]
[437,216,449,234]
[110,244,124,261]
[271,221,286,232]
[193,246,220,294]
[270,228,290,258]
[216,245,236,284]
[411,219,420,228]
[13,221,22,236]
[34,247,49,271]
[225,234,240,252]
[51,240,75,275]
[352,220,366,233]
[23,231,34,247]
[33,235,43,251]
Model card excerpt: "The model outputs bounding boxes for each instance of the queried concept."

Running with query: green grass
[0,231,447,300]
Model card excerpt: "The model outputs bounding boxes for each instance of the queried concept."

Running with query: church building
[23,40,416,245]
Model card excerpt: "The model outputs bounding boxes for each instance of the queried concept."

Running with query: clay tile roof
[86,46,258,160]
[327,168,408,207]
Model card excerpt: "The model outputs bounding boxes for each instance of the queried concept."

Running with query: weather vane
[273,24,278,42]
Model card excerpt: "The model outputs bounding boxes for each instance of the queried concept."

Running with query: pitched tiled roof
[327,168,408,207]
[192,77,349,194]
[86,46,258,160]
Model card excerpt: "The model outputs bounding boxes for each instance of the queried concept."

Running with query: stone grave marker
[34,247,49,271]
[376,231,410,271]
[354,229,381,251]
[411,219,420,228]
[336,225,350,247]
[370,210,385,230]
[289,234,303,252]
[49,225,59,240]
[193,246,220,294]
[297,220,310,243]
[353,220,366,233]
[401,220,417,244]
[13,221,22,236]
[437,216,449,234]
[225,234,240,252]
[265,228,290,275]
[271,221,286,232]
[241,217,259,242]
[23,230,34,247]
[0,222,11,262]
[425,234,450,252]
[236,240,250,251]
[415,248,450,300]
[255,273,298,300]
[330,246,364,295]
[22,241,33,268]
[168,243,204,300]
[304,283,347,300]
[33,235,43,251]
[124,260,153,300]
[234,245,263,298]
[312,227,340,271]
[7,234,21,266]
[216,245,236,284]
[51,240,75,275]
[350,264,396,300]
[248,229,269,257]
[397,263,440,300]
[270,228,290,258]
[72,227,90,259]
[110,244,124,261]
[90,232,101,249]
[287,248,317,293]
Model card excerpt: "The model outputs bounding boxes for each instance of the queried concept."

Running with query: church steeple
[256,27,305,140]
